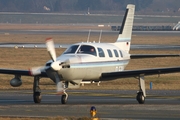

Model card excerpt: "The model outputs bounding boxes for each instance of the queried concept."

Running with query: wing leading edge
[101,66,180,80]
[0,69,47,77]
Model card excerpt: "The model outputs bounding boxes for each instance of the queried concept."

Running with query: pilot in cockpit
[77,45,96,56]
[89,47,96,56]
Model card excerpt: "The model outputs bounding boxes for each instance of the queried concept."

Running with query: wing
[130,54,180,59]
[101,66,180,80]
[0,68,47,77]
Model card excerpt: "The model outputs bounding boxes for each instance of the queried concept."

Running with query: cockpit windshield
[63,44,97,56]
[77,45,97,56]
[63,45,79,54]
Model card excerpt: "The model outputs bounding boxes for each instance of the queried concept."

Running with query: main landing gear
[136,75,146,104]
[33,76,69,104]
[33,76,41,103]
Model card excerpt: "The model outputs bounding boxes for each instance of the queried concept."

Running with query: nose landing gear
[61,92,68,104]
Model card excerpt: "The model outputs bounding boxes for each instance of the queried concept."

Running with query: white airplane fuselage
[46,42,130,83]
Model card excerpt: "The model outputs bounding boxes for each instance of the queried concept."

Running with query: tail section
[114,4,135,53]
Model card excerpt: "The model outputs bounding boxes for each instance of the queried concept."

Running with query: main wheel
[33,92,41,103]
[136,92,145,104]
[61,94,68,104]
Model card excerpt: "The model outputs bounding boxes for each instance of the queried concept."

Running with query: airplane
[0,4,180,104]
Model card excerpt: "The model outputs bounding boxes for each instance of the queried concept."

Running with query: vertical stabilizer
[114,4,135,53]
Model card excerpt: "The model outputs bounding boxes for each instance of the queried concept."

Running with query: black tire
[61,94,67,104]
[136,92,145,104]
[33,92,41,103]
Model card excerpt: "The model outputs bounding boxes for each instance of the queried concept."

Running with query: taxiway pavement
[0,90,180,119]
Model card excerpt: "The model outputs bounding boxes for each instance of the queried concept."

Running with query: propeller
[29,66,45,76]
[29,38,65,95]
[46,38,62,71]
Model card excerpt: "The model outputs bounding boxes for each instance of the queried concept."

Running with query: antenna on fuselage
[98,30,102,43]
[87,29,91,43]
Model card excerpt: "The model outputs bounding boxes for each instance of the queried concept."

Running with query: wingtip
[28,68,33,76]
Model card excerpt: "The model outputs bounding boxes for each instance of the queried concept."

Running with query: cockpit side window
[77,45,97,56]
[63,45,79,54]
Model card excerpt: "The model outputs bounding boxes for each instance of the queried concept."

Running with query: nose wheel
[61,93,68,104]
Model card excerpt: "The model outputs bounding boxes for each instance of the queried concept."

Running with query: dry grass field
[0,24,180,91]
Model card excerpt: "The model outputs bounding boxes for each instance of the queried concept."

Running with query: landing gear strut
[33,76,41,103]
[136,75,146,104]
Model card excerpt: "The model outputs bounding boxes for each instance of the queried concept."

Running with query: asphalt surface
[0,90,180,119]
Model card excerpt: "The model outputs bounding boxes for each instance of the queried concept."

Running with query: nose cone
[51,61,62,71]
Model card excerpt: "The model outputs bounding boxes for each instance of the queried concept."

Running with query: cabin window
[113,49,119,57]
[107,49,113,57]
[77,45,97,56]
[98,48,105,57]
[64,45,79,54]
[119,50,123,57]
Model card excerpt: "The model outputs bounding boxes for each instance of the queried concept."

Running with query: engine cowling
[10,77,22,87]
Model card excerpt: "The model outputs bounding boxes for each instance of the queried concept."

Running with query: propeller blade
[29,66,45,76]
[54,72,64,95]
[46,38,56,62]
[56,81,64,95]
